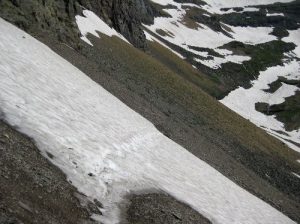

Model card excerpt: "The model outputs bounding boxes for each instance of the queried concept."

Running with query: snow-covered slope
[221,27,300,152]
[71,2,300,153]
[143,0,300,152]
[0,18,295,224]
[146,0,279,63]
[221,60,300,152]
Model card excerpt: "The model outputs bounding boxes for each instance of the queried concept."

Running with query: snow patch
[75,10,129,46]
[151,0,293,8]
[195,54,251,69]
[145,2,276,68]
[283,28,300,58]
[213,7,260,14]
[145,7,232,50]
[267,13,285,16]
[221,61,300,152]
[228,25,277,45]
[0,18,295,224]
[196,48,251,68]
[200,0,294,14]
[292,172,300,179]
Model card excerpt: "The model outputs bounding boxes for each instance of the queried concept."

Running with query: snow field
[145,1,278,69]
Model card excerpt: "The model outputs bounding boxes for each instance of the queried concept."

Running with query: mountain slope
[143,0,300,150]
[0,0,300,223]
[1,18,296,223]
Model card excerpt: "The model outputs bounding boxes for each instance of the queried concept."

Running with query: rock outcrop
[0,0,159,49]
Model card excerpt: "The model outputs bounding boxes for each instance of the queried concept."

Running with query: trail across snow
[0,19,295,224]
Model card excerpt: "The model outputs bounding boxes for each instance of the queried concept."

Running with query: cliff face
[0,0,156,49]
[79,0,157,48]
[0,0,80,46]
[88,0,159,48]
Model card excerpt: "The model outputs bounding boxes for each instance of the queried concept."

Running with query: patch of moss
[264,76,300,93]
[180,7,202,29]
[147,40,225,98]
[264,79,283,93]
[255,91,300,131]
[183,7,230,36]
[213,40,296,92]
[273,91,300,131]
[271,27,290,39]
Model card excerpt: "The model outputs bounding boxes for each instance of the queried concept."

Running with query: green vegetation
[264,76,300,93]
[180,7,202,29]
[264,79,283,93]
[256,91,300,131]
[1,0,300,220]
[213,40,296,92]
[76,36,300,204]
[83,33,300,167]
[147,40,225,98]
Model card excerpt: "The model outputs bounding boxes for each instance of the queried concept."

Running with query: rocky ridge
[0,0,161,50]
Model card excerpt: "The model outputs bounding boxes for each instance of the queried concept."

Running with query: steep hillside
[143,0,300,150]
[0,0,300,223]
